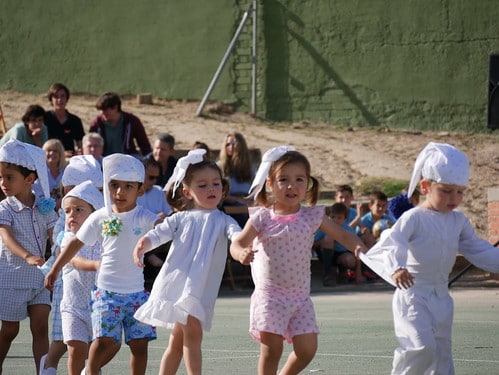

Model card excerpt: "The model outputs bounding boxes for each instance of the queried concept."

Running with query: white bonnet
[62,155,103,188]
[408,142,470,197]
[0,139,51,199]
[102,154,145,215]
[62,180,104,211]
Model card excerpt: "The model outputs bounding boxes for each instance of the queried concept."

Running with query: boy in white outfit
[362,142,499,374]
[45,154,160,375]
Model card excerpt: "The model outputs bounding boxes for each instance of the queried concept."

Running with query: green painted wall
[1,1,498,132]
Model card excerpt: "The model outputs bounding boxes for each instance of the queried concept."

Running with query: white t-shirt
[77,205,158,293]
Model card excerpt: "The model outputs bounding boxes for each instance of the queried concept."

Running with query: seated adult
[0,104,48,148]
[143,133,177,188]
[89,92,152,157]
[82,132,104,166]
[45,83,85,156]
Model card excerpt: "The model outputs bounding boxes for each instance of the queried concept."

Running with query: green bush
[357,177,408,198]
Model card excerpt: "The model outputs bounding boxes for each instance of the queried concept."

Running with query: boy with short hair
[45,153,160,375]
[356,191,395,248]
[0,139,58,374]
[335,184,363,228]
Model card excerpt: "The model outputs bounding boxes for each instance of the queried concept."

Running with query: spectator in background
[218,132,255,227]
[42,139,67,209]
[192,141,211,159]
[143,133,177,188]
[82,132,104,166]
[388,187,421,221]
[89,92,152,158]
[0,104,48,148]
[335,184,364,229]
[45,83,85,157]
[356,191,395,248]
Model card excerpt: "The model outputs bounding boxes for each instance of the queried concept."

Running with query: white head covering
[0,139,51,199]
[249,145,296,198]
[62,180,104,211]
[62,155,103,188]
[408,142,470,197]
[164,149,206,197]
[102,154,145,215]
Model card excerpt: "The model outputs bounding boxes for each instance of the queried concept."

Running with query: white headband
[165,149,206,198]
[408,142,470,197]
[249,145,296,198]
[102,154,145,216]
[0,139,55,213]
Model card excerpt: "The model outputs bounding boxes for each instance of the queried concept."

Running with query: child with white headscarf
[361,142,499,374]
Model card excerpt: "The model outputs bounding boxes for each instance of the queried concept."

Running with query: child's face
[369,199,388,220]
[63,196,93,234]
[421,180,464,213]
[330,213,347,226]
[108,180,144,213]
[143,165,160,192]
[182,167,223,210]
[0,163,35,197]
[268,162,308,214]
[335,190,353,206]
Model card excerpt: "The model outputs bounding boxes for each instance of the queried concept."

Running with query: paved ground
[5,276,499,375]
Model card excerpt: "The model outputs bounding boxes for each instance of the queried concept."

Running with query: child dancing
[230,146,366,375]
[133,149,242,375]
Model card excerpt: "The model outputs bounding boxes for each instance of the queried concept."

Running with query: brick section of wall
[487,188,499,280]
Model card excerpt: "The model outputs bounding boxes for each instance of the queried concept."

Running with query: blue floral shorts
[90,287,156,344]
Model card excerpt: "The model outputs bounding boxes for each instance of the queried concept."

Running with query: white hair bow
[249,145,296,198]
[165,149,206,197]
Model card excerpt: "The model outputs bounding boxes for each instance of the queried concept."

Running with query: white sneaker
[80,367,101,375]
[39,354,57,375]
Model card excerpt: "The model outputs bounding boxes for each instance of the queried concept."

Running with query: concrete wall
[1,1,498,132]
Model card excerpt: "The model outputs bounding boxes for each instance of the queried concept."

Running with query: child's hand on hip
[392,268,414,289]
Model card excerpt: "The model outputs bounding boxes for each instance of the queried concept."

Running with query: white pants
[391,287,454,375]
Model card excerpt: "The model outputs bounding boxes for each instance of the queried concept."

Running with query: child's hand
[26,254,45,266]
[133,236,152,268]
[392,268,414,289]
[353,245,367,258]
[238,246,256,265]
[45,269,59,291]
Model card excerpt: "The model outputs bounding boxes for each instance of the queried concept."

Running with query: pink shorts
[249,289,319,343]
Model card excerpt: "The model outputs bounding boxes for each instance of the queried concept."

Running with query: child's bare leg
[43,340,67,369]
[181,315,203,375]
[86,337,121,375]
[258,331,283,375]
[66,340,89,375]
[279,333,317,375]
[128,338,149,375]
[28,304,50,373]
[159,323,184,375]
[0,320,20,373]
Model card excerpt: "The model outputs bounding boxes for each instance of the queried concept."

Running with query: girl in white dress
[362,142,499,374]
[133,149,241,375]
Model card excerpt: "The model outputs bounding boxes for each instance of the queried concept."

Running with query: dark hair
[0,162,37,179]
[47,83,70,102]
[219,132,252,183]
[336,184,353,195]
[21,105,45,124]
[165,160,229,211]
[369,191,388,204]
[142,157,161,170]
[253,150,319,207]
[329,202,348,218]
[95,92,122,112]
[192,141,210,154]
[156,133,175,149]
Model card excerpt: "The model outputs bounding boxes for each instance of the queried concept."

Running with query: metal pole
[196,8,252,117]
[251,0,257,116]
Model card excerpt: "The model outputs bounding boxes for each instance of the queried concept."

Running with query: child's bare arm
[230,220,258,265]
[70,256,100,271]
[319,215,367,256]
[0,224,45,265]
[45,236,84,290]
[133,236,153,268]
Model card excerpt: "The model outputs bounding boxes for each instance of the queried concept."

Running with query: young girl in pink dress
[230,146,366,375]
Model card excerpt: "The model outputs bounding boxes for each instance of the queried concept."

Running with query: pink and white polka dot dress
[248,205,324,342]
